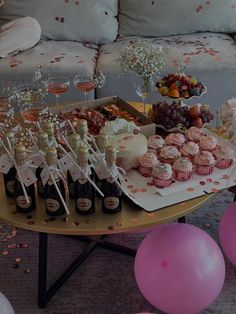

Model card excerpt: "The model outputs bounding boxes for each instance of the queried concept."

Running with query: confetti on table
[2,251,9,256]
[15,257,22,263]
[204,223,212,228]
[72,221,79,226]
[187,187,194,192]
[108,225,115,230]
[131,218,139,224]
[116,221,124,227]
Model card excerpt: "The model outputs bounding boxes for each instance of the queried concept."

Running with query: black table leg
[178,216,186,223]
[38,232,48,308]
[37,232,136,308]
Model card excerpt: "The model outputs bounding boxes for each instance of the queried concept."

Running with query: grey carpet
[0,190,235,314]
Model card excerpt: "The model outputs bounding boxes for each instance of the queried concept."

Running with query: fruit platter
[156,72,207,100]
[149,101,214,133]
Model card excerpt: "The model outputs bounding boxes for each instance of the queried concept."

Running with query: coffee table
[0,175,214,308]
[0,101,215,308]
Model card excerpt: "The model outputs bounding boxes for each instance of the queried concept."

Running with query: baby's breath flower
[117,39,166,80]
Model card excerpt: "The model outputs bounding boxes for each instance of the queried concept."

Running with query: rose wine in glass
[73,72,105,101]
[47,77,70,106]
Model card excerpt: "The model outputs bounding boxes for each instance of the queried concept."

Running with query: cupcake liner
[139,164,153,177]
[153,177,173,188]
[215,159,233,169]
[195,164,214,175]
[173,169,192,181]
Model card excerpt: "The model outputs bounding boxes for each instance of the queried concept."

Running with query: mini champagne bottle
[3,131,16,198]
[75,146,95,215]
[43,121,56,147]
[14,143,36,213]
[44,147,66,217]
[76,119,88,142]
[67,133,80,199]
[102,145,122,214]
[36,131,48,198]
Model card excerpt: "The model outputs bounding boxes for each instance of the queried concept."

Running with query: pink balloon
[219,202,236,265]
[135,223,225,314]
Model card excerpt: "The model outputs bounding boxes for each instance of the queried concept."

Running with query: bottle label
[0,154,13,174]
[37,181,44,195]
[18,165,37,187]
[30,153,44,168]
[16,195,32,209]
[46,198,60,212]
[76,198,92,211]
[6,180,15,194]
[104,197,120,210]
[58,155,73,172]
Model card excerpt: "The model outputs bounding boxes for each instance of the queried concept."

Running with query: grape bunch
[151,101,214,130]
[200,106,215,124]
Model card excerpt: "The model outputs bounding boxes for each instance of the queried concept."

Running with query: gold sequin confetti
[116,221,124,226]
[187,187,194,192]
[24,269,31,274]
[2,251,9,256]
[15,258,21,263]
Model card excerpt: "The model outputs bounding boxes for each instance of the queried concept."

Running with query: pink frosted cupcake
[194,151,215,175]
[214,145,234,169]
[159,146,181,165]
[173,158,193,181]
[165,133,186,148]
[138,153,159,177]
[185,127,203,142]
[152,163,173,188]
[180,141,200,162]
[147,135,164,157]
[199,135,218,152]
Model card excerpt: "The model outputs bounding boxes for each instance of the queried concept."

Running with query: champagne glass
[73,72,105,101]
[47,77,70,106]
[135,75,154,114]
[16,81,47,123]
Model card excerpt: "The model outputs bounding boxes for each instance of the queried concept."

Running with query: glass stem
[142,98,146,114]
[84,92,88,102]
[55,95,60,106]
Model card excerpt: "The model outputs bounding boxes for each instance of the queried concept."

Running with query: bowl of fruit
[149,101,214,132]
[156,72,207,100]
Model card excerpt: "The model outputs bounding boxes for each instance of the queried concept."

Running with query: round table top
[0,176,213,235]
[0,101,214,235]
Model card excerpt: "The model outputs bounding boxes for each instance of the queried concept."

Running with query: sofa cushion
[96,33,236,113]
[0,40,98,82]
[119,0,236,37]
[0,0,118,44]
[97,33,236,74]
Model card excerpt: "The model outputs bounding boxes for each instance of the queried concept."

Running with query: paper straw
[67,119,76,135]
[1,139,30,204]
[27,130,70,215]
[6,137,14,156]
[58,142,104,197]
[50,172,70,215]
[36,122,42,131]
